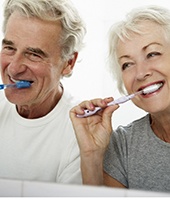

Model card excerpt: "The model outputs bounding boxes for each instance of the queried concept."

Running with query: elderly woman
[70,5,170,192]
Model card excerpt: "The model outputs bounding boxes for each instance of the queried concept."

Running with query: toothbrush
[77,83,162,118]
[0,80,31,90]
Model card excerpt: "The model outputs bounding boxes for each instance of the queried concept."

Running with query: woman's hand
[70,97,119,155]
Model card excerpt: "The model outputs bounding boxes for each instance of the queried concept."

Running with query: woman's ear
[62,52,78,77]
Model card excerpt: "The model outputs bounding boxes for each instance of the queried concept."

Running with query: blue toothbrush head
[16,81,31,89]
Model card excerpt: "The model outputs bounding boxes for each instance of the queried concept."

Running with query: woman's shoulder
[117,114,149,130]
[114,114,150,140]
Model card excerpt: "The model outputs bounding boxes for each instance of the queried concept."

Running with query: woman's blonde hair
[108,5,170,94]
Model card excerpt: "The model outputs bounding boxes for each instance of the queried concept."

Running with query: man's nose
[8,53,28,76]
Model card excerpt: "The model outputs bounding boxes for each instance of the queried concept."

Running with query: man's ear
[62,52,78,77]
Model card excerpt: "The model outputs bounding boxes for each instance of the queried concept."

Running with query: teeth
[10,78,18,83]
[10,78,32,84]
[11,78,17,83]
[142,83,163,94]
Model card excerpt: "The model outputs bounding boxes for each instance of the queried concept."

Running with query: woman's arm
[70,97,119,185]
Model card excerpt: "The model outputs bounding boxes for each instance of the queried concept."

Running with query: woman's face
[117,21,170,114]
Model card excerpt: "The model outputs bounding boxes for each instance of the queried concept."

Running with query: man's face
[0,11,68,107]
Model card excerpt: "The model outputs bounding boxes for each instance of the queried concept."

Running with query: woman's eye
[122,62,133,71]
[147,52,161,58]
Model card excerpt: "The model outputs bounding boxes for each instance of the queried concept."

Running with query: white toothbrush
[77,83,162,118]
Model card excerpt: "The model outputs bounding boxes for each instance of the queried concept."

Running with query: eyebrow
[118,42,163,61]
[118,54,130,61]
[26,47,48,58]
[143,42,163,50]
[2,38,48,58]
[2,38,14,46]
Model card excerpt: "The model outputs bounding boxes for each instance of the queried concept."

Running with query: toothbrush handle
[76,107,102,118]
[0,82,31,90]
[0,85,5,90]
[107,93,135,106]
[76,97,130,118]
[76,92,140,118]
[0,84,15,90]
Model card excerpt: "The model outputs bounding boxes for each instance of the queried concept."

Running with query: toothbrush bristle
[142,83,162,94]
[16,81,31,89]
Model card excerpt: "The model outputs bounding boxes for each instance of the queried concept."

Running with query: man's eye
[25,52,43,62]
[2,46,15,54]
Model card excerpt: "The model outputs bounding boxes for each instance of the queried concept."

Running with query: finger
[103,97,114,104]
[79,99,107,108]
[70,98,113,120]
[70,105,83,118]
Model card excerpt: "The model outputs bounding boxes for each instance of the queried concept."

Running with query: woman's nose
[135,62,153,81]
